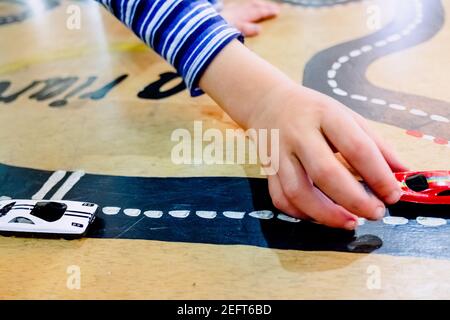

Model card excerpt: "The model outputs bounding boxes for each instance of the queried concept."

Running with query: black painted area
[1,163,450,260]
[389,201,450,219]
[303,0,450,140]
[49,76,98,107]
[138,72,186,100]
[79,74,128,100]
[0,75,128,107]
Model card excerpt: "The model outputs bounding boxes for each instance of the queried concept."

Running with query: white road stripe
[349,49,361,57]
[277,213,300,223]
[32,170,67,200]
[102,207,121,215]
[389,103,407,111]
[333,88,348,96]
[124,208,141,217]
[350,94,368,101]
[169,210,190,218]
[248,210,274,220]
[50,170,85,200]
[387,34,401,42]
[144,210,164,218]
[328,80,337,88]
[222,211,245,219]
[332,62,341,70]
[430,114,449,123]
[327,70,336,78]
[338,56,349,63]
[370,98,387,105]
[374,40,387,47]
[410,109,428,116]
[196,210,217,219]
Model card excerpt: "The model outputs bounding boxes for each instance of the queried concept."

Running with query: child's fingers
[251,0,281,12]
[268,174,309,219]
[351,113,410,172]
[363,129,409,173]
[322,111,402,204]
[249,0,280,20]
[239,22,261,36]
[295,131,386,220]
[276,154,358,230]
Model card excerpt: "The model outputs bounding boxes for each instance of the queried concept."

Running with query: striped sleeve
[207,0,224,11]
[96,0,243,96]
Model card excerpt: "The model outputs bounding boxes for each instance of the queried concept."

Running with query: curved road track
[304,0,450,145]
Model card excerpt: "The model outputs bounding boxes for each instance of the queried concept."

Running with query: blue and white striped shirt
[96,0,243,96]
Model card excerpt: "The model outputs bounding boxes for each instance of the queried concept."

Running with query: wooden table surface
[0,0,449,299]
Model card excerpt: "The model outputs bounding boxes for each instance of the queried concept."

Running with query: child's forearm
[199,40,294,128]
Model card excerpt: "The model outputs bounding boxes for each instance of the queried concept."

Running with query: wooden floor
[0,0,449,299]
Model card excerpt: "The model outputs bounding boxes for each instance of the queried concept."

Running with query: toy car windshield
[30,202,68,222]
[405,174,429,192]
[0,202,16,216]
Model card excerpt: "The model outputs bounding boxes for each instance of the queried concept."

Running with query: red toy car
[389,171,450,217]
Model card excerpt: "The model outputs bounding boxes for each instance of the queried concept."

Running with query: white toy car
[0,199,98,238]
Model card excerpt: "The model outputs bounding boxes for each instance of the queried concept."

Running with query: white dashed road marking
[416,216,447,227]
[196,210,217,219]
[222,211,246,219]
[144,210,164,218]
[124,208,141,217]
[168,210,190,218]
[102,207,121,215]
[383,216,409,226]
[248,210,274,220]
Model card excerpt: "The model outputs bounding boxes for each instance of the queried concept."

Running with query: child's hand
[221,0,280,37]
[200,40,407,230]
[248,83,407,230]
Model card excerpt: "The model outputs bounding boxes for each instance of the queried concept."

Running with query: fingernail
[385,190,401,204]
[374,206,386,220]
[344,219,357,231]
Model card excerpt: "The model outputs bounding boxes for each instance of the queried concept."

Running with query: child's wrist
[198,39,297,129]
[245,78,298,129]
